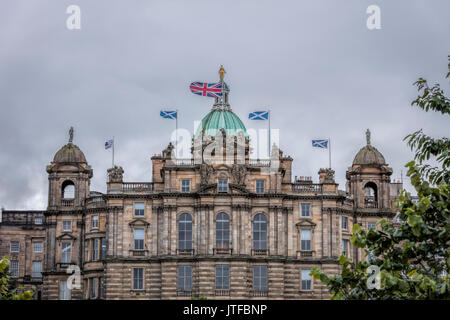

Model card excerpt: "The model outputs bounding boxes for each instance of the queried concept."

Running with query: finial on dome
[69,127,74,144]
[366,129,371,145]
[219,65,226,80]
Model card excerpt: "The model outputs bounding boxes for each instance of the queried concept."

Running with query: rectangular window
[215,264,230,290]
[253,266,268,291]
[301,229,311,251]
[301,269,312,291]
[134,229,144,250]
[368,223,376,230]
[91,215,99,229]
[10,260,19,278]
[61,242,71,263]
[34,217,43,225]
[91,278,98,299]
[342,239,348,256]
[101,237,107,260]
[33,241,43,253]
[62,220,72,232]
[218,179,228,192]
[32,261,42,278]
[342,216,348,230]
[301,203,311,217]
[181,180,191,193]
[10,241,20,252]
[256,180,265,194]
[177,265,192,292]
[134,202,145,216]
[59,280,70,300]
[92,238,99,261]
[133,268,143,290]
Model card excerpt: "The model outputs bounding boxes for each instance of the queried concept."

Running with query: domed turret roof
[352,129,386,165]
[52,127,87,163]
[195,106,248,138]
[53,143,87,163]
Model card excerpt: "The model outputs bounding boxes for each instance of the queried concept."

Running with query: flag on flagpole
[248,111,269,120]
[189,82,223,98]
[160,110,177,119]
[312,139,329,149]
[105,139,114,149]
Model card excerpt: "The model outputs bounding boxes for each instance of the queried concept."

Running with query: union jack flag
[189,82,223,98]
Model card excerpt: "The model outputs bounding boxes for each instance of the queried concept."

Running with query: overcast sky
[0,0,449,210]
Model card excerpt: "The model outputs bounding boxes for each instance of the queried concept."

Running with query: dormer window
[218,179,228,193]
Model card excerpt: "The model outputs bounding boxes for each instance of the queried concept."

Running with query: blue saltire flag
[160,110,177,119]
[248,111,269,120]
[312,139,328,149]
[105,139,114,150]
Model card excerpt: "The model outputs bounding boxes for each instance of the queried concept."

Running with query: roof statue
[366,128,371,145]
[219,65,226,80]
[69,126,74,144]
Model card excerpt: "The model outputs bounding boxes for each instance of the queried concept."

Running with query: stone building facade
[0,71,401,300]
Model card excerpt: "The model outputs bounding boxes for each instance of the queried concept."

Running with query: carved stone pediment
[56,233,77,241]
[295,219,316,229]
[128,218,150,227]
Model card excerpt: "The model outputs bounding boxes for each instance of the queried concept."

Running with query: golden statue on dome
[219,65,226,80]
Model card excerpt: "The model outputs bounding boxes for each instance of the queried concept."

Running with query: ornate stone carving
[231,164,247,185]
[199,164,213,185]
[319,168,335,183]
[108,166,124,183]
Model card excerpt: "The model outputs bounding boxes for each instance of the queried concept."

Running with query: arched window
[253,213,267,250]
[216,213,230,249]
[62,181,75,200]
[178,213,192,250]
[364,182,378,208]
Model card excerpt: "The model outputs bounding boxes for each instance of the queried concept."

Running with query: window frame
[301,269,312,291]
[134,228,145,250]
[62,220,72,232]
[181,179,191,193]
[300,203,311,217]
[256,180,265,194]
[218,179,228,193]
[215,264,230,290]
[134,202,145,217]
[92,238,99,261]
[61,242,72,263]
[253,265,268,291]
[301,229,311,251]
[177,265,192,292]
[133,268,144,290]
[32,261,42,278]
[342,239,349,256]
[215,213,230,249]
[33,241,43,253]
[341,216,348,230]
[59,280,71,300]
[253,213,268,250]
[10,241,20,253]
[178,213,193,250]
[91,215,99,229]
[10,260,19,278]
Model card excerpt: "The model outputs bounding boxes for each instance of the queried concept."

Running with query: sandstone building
[0,71,402,300]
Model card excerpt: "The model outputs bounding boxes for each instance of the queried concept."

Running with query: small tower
[46,127,93,210]
[346,129,393,210]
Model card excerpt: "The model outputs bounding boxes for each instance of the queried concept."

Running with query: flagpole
[268,109,271,157]
[175,109,178,159]
[112,136,115,167]
[328,137,331,169]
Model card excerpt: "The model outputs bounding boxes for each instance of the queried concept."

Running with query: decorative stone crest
[319,168,335,184]
[231,164,247,185]
[107,166,124,183]
[199,164,213,185]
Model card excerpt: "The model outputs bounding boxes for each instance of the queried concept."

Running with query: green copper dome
[195,107,248,138]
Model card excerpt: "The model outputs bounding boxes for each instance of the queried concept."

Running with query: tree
[0,256,34,300]
[311,56,450,300]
